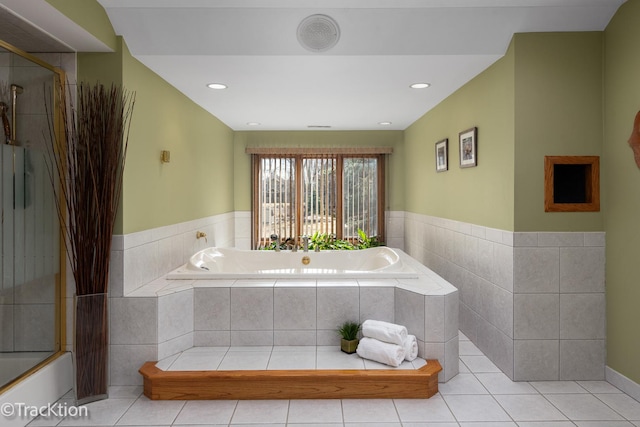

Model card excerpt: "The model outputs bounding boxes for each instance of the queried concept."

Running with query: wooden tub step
[139,359,442,400]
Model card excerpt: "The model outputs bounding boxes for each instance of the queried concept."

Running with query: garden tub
[166,246,422,279]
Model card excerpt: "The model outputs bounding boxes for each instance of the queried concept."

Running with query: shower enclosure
[0,41,64,390]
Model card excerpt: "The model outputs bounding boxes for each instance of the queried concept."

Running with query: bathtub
[125,246,460,383]
[167,246,422,279]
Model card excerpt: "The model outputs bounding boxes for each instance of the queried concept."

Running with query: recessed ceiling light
[410,83,431,89]
[207,83,227,90]
[247,122,261,126]
[379,121,392,126]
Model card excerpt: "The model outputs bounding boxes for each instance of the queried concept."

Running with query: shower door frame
[0,39,67,393]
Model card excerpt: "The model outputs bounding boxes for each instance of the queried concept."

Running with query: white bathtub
[132,246,460,382]
[167,247,421,279]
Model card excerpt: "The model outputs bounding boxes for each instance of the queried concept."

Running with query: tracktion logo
[1,402,89,420]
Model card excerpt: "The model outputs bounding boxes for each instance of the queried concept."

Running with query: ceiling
[0,0,627,131]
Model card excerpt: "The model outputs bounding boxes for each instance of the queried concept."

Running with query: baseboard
[606,365,640,402]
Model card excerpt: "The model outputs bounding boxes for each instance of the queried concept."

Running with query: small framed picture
[435,139,448,172]
[459,127,478,168]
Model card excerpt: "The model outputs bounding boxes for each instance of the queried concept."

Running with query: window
[250,148,389,249]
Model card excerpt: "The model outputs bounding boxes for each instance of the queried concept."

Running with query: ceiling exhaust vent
[297,14,340,52]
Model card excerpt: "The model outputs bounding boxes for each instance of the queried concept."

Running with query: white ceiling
[3,0,627,131]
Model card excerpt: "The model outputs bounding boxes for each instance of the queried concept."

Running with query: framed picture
[435,139,448,172]
[459,127,478,168]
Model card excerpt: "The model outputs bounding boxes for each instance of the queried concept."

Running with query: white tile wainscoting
[64,212,242,353]
[401,211,607,382]
[102,211,614,387]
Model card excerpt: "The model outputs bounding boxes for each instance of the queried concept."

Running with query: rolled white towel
[356,337,406,367]
[361,319,408,346]
[403,334,418,361]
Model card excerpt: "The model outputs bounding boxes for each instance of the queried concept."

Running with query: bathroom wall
[513,32,604,232]
[52,0,224,237]
[403,32,608,381]
[404,213,605,380]
[403,41,515,231]
[233,130,406,213]
[602,0,640,388]
[78,38,236,235]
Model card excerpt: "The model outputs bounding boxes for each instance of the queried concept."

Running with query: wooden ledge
[140,360,442,400]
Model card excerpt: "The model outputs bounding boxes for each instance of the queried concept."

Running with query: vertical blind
[301,155,336,238]
[343,157,378,239]
[257,157,295,249]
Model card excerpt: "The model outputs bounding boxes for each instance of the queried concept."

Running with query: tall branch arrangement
[46,81,134,403]
[47,81,135,295]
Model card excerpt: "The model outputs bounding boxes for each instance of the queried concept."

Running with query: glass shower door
[0,45,62,389]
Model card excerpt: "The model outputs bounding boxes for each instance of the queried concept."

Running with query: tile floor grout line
[169,400,187,427]
[438,390,460,426]
[526,382,577,425]
[226,399,240,426]
[284,399,291,426]
[592,391,637,421]
[539,389,622,426]
[110,394,139,427]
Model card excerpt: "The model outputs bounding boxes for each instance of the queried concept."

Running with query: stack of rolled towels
[355,319,419,367]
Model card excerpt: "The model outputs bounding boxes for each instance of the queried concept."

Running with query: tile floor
[27,333,640,427]
[156,345,428,372]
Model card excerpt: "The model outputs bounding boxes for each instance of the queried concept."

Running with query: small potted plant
[338,321,361,354]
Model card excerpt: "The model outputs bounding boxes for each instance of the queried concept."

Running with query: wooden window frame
[544,155,600,212]
[251,151,387,248]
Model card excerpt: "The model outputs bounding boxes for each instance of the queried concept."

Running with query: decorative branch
[46,80,135,296]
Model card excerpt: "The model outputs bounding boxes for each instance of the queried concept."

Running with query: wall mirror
[0,40,65,391]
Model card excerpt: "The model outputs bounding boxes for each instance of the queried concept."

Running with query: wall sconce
[160,150,170,163]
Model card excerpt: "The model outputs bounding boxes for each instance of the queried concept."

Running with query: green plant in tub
[261,229,384,251]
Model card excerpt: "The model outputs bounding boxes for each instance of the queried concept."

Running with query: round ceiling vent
[297,14,340,52]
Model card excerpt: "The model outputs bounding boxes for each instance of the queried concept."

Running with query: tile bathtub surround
[105,211,402,347]
[403,212,606,381]
[107,213,455,386]
[110,212,237,297]
[110,276,459,385]
[106,213,237,383]
[203,279,457,377]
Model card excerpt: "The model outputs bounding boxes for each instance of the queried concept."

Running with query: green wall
[603,0,640,385]
[404,43,515,230]
[404,32,605,233]
[46,0,117,50]
[514,32,604,232]
[79,40,235,234]
[233,130,405,212]
[120,44,234,234]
